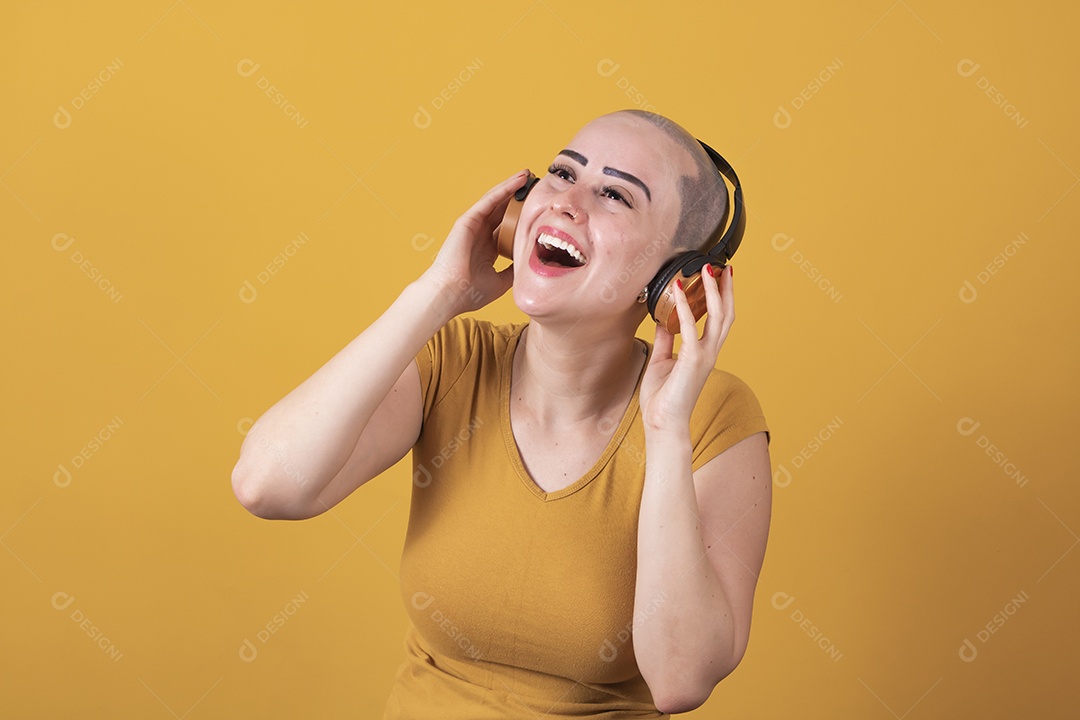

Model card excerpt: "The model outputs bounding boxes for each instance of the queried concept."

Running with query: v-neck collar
[499,323,652,502]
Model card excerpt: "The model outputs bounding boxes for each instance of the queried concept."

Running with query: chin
[510,283,560,321]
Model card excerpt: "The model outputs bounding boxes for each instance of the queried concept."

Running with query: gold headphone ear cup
[652,270,708,335]
[496,172,538,260]
[496,198,522,260]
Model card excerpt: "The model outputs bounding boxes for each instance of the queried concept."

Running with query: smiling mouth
[536,233,587,268]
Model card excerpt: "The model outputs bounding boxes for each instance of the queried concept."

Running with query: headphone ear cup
[647,251,714,335]
[496,201,522,259]
[496,172,538,260]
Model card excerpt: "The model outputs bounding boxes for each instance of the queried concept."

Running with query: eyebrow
[557,149,652,203]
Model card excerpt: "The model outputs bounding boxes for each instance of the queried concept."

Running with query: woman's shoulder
[440,314,523,336]
[698,367,765,415]
[678,365,770,466]
[436,315,526,352]
[423,317,525,380]
[707,366,761,395]
[418,316,525,413]
[636,335,762,407]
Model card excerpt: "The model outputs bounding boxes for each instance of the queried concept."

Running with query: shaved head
[608,109,729,253]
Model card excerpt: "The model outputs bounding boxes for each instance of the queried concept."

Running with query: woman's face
[511,113,693,324]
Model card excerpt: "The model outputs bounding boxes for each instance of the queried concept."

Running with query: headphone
[496,139,744,335]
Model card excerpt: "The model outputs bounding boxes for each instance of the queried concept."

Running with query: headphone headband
[690,139,745,268]
[644,140,747,331]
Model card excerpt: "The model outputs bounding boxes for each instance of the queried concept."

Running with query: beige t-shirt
[382,316,770,719]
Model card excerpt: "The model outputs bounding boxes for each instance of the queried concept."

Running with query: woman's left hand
[639,263,735,434]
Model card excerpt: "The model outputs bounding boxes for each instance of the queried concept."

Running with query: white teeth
[537,233,587,265]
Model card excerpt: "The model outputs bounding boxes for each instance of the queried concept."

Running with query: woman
[231,109,772,717]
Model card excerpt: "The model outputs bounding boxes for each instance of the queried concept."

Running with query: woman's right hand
[419,169,531,316]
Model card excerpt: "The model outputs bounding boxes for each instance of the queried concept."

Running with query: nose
[550,182,588,222]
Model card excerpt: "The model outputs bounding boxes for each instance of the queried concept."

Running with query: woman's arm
[635,429,771,713]
[231,169,530,520]
[634,264,773,712]
[230,281,450,520]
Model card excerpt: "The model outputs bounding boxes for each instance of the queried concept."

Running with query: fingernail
[729,265,734,278]
[675,279,683,291]
[704,264,714,277]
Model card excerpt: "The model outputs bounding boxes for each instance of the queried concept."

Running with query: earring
[637,287,648,304]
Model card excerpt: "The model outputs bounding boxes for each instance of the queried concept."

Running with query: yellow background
[4,1,1077,717]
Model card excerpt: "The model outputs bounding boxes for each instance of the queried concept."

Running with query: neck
[511,315,649,428]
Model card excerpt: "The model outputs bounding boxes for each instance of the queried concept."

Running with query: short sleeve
[413,315,481,428]
[689,369,770,473]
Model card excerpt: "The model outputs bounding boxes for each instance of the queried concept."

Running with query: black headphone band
[645,140,745,316]
[694,139,744,264]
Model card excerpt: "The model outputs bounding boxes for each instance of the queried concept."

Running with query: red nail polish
[704,264,713,277]
[675,279,683,291]
[730,265,734,277]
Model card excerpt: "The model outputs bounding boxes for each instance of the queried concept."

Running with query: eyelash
[546,163,633,208]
